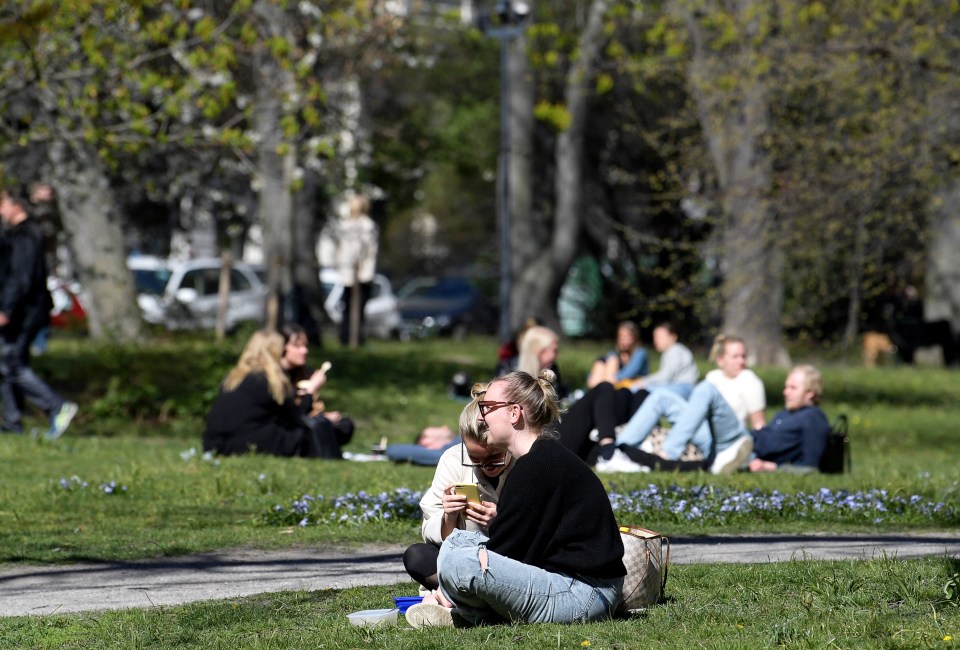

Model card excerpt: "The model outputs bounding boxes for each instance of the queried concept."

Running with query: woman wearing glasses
[403,383,514,592]
[405,370,625,628]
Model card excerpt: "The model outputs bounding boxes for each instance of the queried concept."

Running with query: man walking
[0,184,77,439]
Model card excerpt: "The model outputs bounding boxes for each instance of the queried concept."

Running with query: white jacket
[334,215,378,285]
[420,443,514,546]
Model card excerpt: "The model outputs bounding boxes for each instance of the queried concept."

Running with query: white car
[128,256,268,331]
[319,268,403,339]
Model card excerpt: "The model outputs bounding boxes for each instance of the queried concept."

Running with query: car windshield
[133,269,172,295]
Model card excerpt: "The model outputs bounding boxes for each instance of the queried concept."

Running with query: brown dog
[863,331,896,368]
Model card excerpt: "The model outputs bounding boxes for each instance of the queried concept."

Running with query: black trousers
[558,383,649,464]
[302,415,354,459]
[619,445,709,472]
[403,542,440,590]
[339,282,372,345]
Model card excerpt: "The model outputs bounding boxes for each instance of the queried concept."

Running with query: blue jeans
[385,437,460,466]
[617,382,746,460]
[647,383,694,399]
[437,530,623,625]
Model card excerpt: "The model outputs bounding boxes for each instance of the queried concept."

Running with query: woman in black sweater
[405,370,625,628]
[203,330,326,458]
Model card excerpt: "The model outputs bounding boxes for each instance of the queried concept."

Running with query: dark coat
[0,218,53,336]
[202,373,310,457]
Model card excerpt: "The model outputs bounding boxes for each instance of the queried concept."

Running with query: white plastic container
[346,608,399,627]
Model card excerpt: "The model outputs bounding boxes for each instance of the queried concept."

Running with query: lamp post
[480,1,530,343]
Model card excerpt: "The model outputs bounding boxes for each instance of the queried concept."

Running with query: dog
[863,331,896,368]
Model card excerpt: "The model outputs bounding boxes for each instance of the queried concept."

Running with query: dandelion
[581,641,591,647]
[944,634,952,641]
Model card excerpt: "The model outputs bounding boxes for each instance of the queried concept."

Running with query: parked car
[48,277,87,331]
[397,276,495,339]
[128,256,268,331]
[319,268,403,340]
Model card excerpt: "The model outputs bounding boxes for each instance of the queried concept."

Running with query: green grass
[1,334,959,645]
[1,558,958,648]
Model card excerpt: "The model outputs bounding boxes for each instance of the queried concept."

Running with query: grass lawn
[2,558,959,648]
[0,333,958,645]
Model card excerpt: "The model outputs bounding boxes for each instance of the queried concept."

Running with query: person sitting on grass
[203,330,337,459]
[403,383,513,591]
[628,321,698,398]
[405,370,625,628]
[279,323,353,459]
[596,334,766,474]
[601,364,830,475]
[494,325,569,400]
[747,364,830,473]
[586,320,649,389]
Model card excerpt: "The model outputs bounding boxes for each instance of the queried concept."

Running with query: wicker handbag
[618,524,670,614]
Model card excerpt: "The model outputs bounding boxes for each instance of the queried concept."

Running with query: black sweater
[203,373,308,457]
[488,438,626,579]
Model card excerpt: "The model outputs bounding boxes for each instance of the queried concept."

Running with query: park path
[1,533,959,617]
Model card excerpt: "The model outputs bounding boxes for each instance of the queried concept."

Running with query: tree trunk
[47,140,142,341]
[511,0,609,334]
[842,211,867,349]
[683,0,788,366]
[925,180,960,331]
[253,0,297,332]
[291,169,327,346]
[505,26,537,336]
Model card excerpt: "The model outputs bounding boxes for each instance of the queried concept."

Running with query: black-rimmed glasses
[478,400,517,417]
[461,444,511,468]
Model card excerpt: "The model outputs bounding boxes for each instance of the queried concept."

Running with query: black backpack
[819,414,851,474]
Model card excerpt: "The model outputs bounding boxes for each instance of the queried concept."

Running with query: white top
[334,215,378,285]
[420,443,513,546]
[705,367,766,429]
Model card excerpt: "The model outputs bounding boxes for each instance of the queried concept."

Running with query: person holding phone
[402,383,514,592]
[405,370,625,628]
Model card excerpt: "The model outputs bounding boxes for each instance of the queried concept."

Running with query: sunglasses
[477,400,517,417]
[461,444,511,468]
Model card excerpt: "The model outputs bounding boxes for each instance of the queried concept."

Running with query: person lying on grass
[405,370,625,628]
[385,424,459,466]
[403,382,514,592]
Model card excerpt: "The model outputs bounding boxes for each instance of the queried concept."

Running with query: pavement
[1,533,959,617]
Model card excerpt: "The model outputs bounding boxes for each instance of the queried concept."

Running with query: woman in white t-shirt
[704,334,766,431]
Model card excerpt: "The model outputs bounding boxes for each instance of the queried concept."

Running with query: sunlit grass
[2,558,958,648]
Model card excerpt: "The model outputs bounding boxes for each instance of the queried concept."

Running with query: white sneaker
[710,435,753,475]
[595,448,650,473]
[405,603,455,628]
